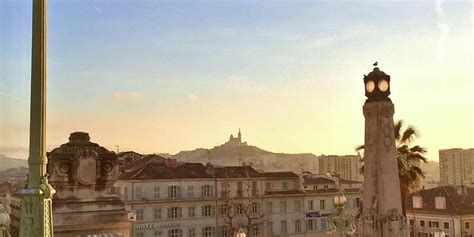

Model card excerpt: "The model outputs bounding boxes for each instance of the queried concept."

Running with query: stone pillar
[359,66,405,237]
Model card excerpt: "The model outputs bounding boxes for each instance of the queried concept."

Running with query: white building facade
[114,160,362,237]
[406,186,474,237]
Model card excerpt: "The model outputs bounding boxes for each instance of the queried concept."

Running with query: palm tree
[356,119,428,215]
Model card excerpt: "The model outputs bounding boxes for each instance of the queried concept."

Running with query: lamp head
[364,65,391,103]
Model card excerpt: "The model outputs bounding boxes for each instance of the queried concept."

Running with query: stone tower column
[360,66,405,237]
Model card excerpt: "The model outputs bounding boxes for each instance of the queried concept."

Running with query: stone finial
[69,132,91,144]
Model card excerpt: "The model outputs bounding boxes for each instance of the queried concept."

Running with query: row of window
[409,219,451,229]
[135,203,262,221]
[122,181,293,201]
[410,232,451,237]
[265,200,300,214]
[135,219,326,237]
[136,227,214,237]
[122,185,215,200]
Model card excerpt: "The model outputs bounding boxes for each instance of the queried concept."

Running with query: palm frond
[394,119,404,141]
[400,125,418,144]
[409,145,427,155]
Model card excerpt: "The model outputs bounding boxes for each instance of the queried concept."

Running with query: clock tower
[359,64,406,237]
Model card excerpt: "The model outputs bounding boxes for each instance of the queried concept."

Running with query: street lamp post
[18,0,55,236]
[236,228,246,237]
[327,191,356,237]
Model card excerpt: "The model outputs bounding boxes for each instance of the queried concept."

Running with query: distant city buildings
[440,148,474,187]
[114,158,362,237]
[416,161,440,190]
[318,155,363,182]
[406,186,474,237]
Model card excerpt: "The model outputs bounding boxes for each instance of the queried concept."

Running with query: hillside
[173,130,318,173]
[0,154,27,171]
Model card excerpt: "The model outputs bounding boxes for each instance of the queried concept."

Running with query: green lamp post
[327,191,357,237]
[18,0,55,236]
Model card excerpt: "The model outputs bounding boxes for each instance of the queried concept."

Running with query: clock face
[378,79,389,92]
[366,81,375,93]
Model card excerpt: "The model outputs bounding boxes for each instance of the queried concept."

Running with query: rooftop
[406,186,474,215]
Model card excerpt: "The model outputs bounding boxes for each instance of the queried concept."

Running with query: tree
[356,119,428,214]
[220,180,265,237]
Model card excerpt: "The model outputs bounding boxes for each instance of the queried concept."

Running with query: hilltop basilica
[224,129,248,147]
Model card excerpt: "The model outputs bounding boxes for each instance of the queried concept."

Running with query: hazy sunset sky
[1,1,473,161]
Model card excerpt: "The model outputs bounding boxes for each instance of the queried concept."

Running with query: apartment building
[406,186,474,237]
[114,159,362,237]
[439,148,474,187]
[318,155,363,182]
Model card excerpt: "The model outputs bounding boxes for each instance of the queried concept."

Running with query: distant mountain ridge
[173,130,318,172]
[0,154,27,171]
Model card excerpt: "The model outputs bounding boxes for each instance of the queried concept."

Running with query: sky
[1,0,473,161]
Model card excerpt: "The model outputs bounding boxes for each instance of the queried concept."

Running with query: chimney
[435,196,446,209]
[413,195,423,208]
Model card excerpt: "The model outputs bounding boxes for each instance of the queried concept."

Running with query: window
[154,208,161,219]
[168,207,182,219]
[168,229,182,237]
[154,231,162,237]
[465,222,470,230]
[313,185,317,190]
[355,198,361,207]
[188,229,195,237]
[320,200,325,210]
[444,221,450,229]
[202,185,214,197]
[265,202,272,214]
[154,187,160,199]
[308,200,314,210]
[321,218,328,230]
[306,219,315,231]
[188,206,195,218]
[217,226,229,237]
[168,185,181,199]
[251,225,258,237]
[202,227,215,237]
[219,205,228,216]
[266,222,273,234]
[294,200,301,212]
[265,182,271,190]
[324,185,329,189]
[124,187,129,200]
[420,220,425,227]
[221,182,229,198]
[251,203,258,214]
[251,181,257,196]
[409,219,414,226]
[236,204,244,215]
[202,205,214,217]
[135,186,143,200]
[428,221,439,228]
[282,182,288,190]
[280,221,287,234]
[280,201,287,213]
[237,182,243,197]
[295,220,301,233]
[135,209,144,220]
[188,185,194,198]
